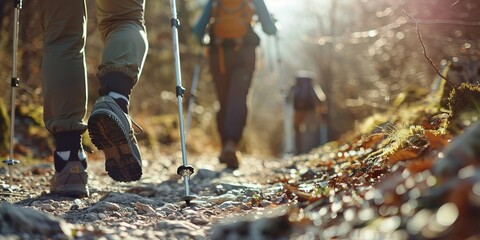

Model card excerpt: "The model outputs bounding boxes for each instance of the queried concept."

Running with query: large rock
[0,203,72,238]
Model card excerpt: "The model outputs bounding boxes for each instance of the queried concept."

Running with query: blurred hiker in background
[288,73,328,154]
[192,0,277,169]
[39,0,148,197]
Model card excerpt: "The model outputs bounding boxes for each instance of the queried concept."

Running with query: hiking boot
[88,95,142,182]
[219,140,239,169]
[50,160,89,198]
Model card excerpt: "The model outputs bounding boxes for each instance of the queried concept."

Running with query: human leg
[88,0,148,182]
[209,46,238,169]
[38,0,89,197]
[96,0,148,95]
[222,46,256,143]
[39,0,88,133]
[211,45,256,169]
[209,47,230,144]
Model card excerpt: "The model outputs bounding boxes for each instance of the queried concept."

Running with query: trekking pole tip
[181,195,198,206]
[3,159,20,188]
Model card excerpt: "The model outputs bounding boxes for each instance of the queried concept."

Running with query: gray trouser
[209,44,256,145]
[38,0,148,133]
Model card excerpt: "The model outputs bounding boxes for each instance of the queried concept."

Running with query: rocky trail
[1,83,480,240]
[1,147,294,240]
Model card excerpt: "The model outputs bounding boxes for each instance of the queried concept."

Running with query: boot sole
[51,184,89,198]
[88,113,142,182]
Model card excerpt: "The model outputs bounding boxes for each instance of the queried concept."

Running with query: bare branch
[450,0,461,7]
[415,19,480,26]
[402,9,456,89]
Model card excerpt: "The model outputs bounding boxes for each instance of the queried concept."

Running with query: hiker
[192,0,277,169]
[39,0,148,197]
[288,74,327,154]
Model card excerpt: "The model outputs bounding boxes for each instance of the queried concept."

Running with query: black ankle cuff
[54,150,87,172]
[53,131,83,151]
[99,72,134,98]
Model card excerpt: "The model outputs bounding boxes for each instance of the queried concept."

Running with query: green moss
[381,125,425,156]
[447,83,480,133]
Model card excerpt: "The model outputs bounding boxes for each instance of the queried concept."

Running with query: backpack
[211,0,255,40]
[292,78,320,111]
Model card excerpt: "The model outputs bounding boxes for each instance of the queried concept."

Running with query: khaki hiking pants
[208,44,256,145]
[38,0,148,133]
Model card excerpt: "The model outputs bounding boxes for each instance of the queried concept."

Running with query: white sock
[78,150,87,160]
[108,91,129,103]
[56,150,86,161]
[56,151,70,161]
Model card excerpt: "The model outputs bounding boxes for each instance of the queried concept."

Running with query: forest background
[1,0,479,159]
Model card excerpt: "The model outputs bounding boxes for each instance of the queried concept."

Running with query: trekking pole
[169,0,197,205]
[185,55,201,135]
[2,0,22,189]
[274,31,294,157]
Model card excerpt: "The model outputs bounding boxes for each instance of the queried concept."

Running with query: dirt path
[2,106,480,240]
[1,146,291,240]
